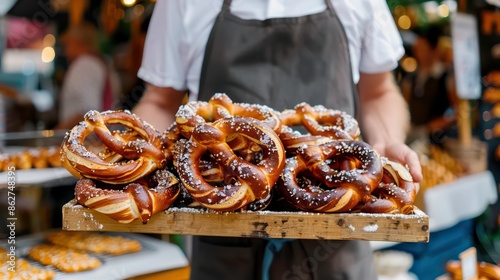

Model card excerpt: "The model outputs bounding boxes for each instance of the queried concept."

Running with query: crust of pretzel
[74,169,180,223]
[174,117,285,211]
[355,159,418,214]
[279,103,360,140]
[61,110,167,184]
[175,93,282,139]
[277,140,383,212]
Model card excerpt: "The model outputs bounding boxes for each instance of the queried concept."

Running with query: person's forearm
[357,72,422,182]
[132,84,186,131]
[357,73,409,146]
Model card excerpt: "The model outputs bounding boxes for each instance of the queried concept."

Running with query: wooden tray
[62,200,429,242]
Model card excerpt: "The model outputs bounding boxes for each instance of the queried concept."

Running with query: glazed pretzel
[279,103,360,140]
[356,159,417,214]
[175,93,282,138]
[277,140,383,212]
[174,117,286,211]
[188,154,274,211]
[75,169,180,223]
[61,110,168,184]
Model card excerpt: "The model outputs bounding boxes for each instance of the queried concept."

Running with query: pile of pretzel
[61,93,418,223]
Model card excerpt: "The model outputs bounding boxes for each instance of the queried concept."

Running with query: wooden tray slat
[62,200,429,242]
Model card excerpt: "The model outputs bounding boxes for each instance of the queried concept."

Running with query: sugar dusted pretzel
[174,117,286,211]
[0,247,55,280]
[356,159,418,214]
[75,169,180,223]
[61,110,168,184]
[279,103,360,140]
[45,231,142,255]
[175,93,282,138]
[277,140,383,212]
[27,244,101,273]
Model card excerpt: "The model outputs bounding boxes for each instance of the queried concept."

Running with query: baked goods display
[0,146,62,171]
[45,231,142,255]
[61,93,419,223]
[445,260,500,280]
[411,143,464,190]
[0,248,55,280]
[27,244,101,273]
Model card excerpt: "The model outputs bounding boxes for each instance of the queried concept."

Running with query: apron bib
[198,0,357,116]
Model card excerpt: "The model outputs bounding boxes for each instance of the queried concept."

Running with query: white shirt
[138,0,404,101]
[59,54,121,120]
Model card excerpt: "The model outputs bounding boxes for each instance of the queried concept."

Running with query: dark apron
[198,0,357,116]
[192,0,376,279]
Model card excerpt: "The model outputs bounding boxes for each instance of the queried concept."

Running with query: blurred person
[133,1,423,279]
[54,22,122,130]
[402,26,457,144]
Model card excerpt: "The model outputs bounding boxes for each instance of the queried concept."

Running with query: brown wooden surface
[62,200,430,242]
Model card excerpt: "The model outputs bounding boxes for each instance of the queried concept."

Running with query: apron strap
[325,0,334,16]
[222,0,232,13]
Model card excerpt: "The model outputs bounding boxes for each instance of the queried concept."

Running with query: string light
[121,0,136,7]
[398,15,412,30]
[41,47,55,63]
[437,4,450,17]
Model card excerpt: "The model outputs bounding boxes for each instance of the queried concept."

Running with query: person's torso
[177,0,374,100]
[197,0,357,114]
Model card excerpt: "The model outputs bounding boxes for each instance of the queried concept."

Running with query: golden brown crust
[277,140,383,213]
[355,159,417,214]
[0,258,56,280]
[27,244,101,273]
[175,93,282,139]
[0,247,56,279]
[45,231,141,255]
[279,103,360,140]
[60,110,168,184]
[74,169,180,223]
[174,117,286,211]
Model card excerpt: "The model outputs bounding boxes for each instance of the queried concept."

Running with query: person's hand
[371,142,423,189]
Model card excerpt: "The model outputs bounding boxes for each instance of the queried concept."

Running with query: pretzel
[355,159,417,214]
[279,103,360,140]
[45,231,142,255]
[278,127,335,154]
[174,117,286,211]
[61,110,168,184]
[277,140,383,212]
[446,260,500,279]
[75,169,180,223]
[27,244,101,273]
[175,93,282,139]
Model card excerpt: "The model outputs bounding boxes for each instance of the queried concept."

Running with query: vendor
[133,0,423,279]
[54,23,121,130]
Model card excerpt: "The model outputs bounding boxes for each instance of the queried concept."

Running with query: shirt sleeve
[138,0,187,90]
[359,0,405,74]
